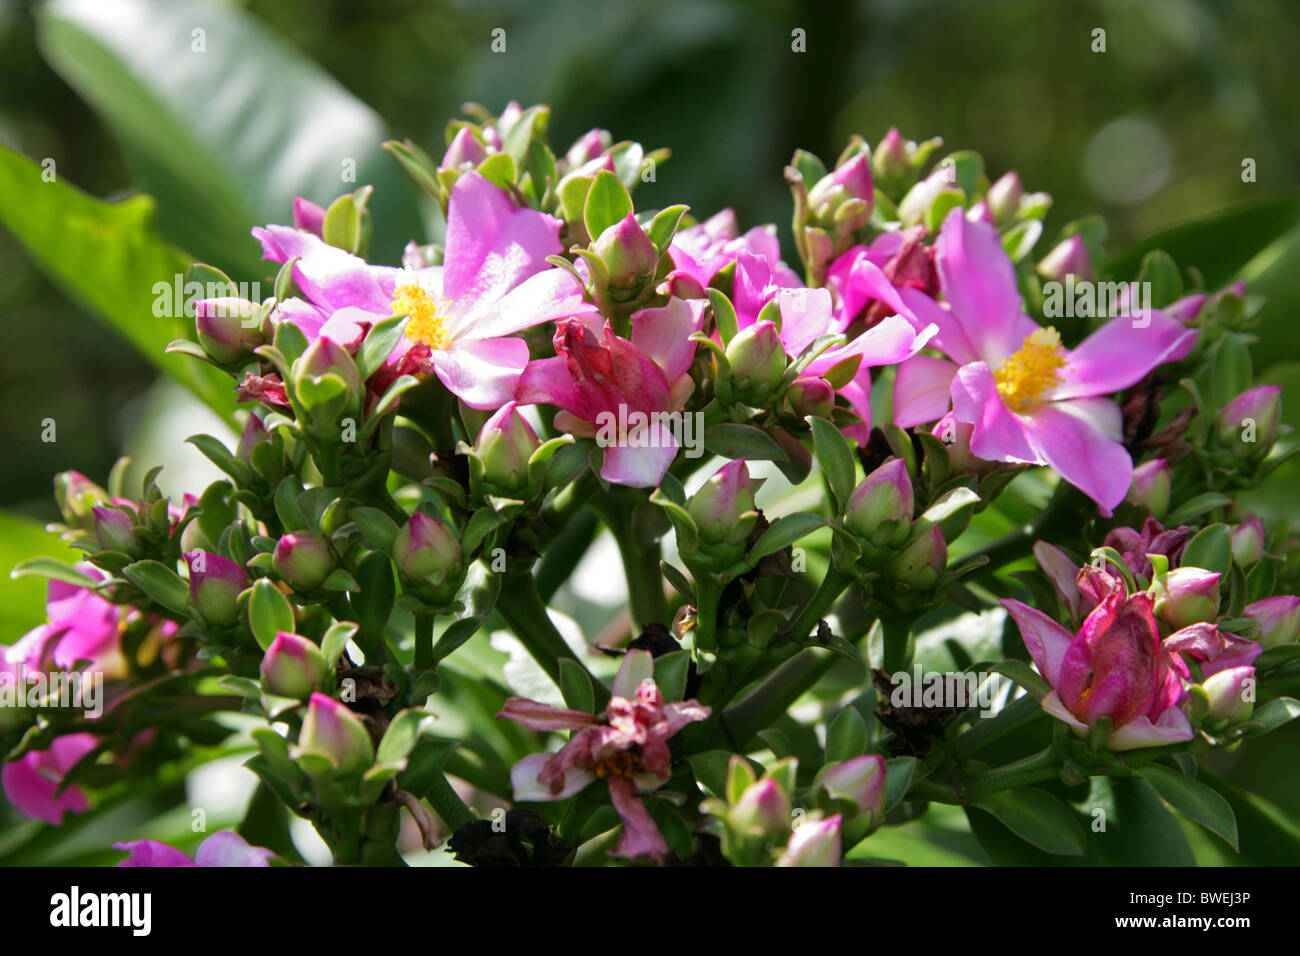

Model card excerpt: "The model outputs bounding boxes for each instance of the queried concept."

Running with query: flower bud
[1230,519,1266,567]
[54,471,109,530]
[730,777,791,843]
[564,128,610,169]
[298,693,374,777]
[807,153,874,235]
[235,414,271,463]
[1200,666,1254,723]
[870,127,908,191]
[723,320,787,403]
[1243,595,1300,648]
[844,459,914,549]
[898,165,960,228]
[292,335,365,426]
[687,459,760,553]
[293,197,326,238]
[92,504,145,558]
[195,297,268,365]
[1126,458,1171,519]
[594,213,658,290]
[441,126,489,172]
[1037,234,1094,284]
[781,377,835,420]
[186,551,249,628]
[472,401,541,495]
[1216,386,1282,461]
[261,631,329,700]
[1156,567,1221,630]
[273,532,335,592]
[985,170,1023,223]
[776,814,841,867]
[392,512,464,603]
[884,525,946,590]
[816,755,886,828]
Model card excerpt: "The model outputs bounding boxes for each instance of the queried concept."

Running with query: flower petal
[1053,309,1197,400]
[1000,598,1075,687]
[893,354,958,428]
[430,337,531,410]
[950,362,1037,462]
[935,208,1025,364]
[193,831,275,867]
[498,697,600,732]
[113,840,196,867]
[606,775,671,861]
[1107,707,1194,751]
[1019,399,1132,512]
[510,752,596,802]
[612,649,655,700]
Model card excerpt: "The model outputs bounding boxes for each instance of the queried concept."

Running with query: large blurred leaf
[0,145,235,421]
[36,0,422,276]
[0,511,77,640]
[1103,197,1300,288]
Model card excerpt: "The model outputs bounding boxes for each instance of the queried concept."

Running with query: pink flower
[517,298,703,487]
[254,172,588,409]
[881,209,1195,511]
[1,733,99,824]
[668,208,800,289]
[497,650,710,861]
[1002,591,1193,750]
[114,830,274,867]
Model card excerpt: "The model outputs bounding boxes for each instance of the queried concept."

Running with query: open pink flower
[498,650,710,861]
[517,298,703,487]
[254,171,588,408]
[114,830,274,867]
[668,208,800,290]
[1,733,99,824]
[1002,591,1193,750]
[876,209,1195,511]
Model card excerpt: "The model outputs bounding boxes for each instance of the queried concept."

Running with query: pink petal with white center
[1052,309,1197,401]
[510,753,596,802]
[935,208,1026,365]
[607,775,671,861]
[498,697,600,732]
[1000,599,1074,687]
[441,172,563,309]
[1107,707,1194,751]
[631,297,704,383]
[893,354,959,428]
[1019,399,1132,512]
[950,362,1036,463]
[612,649,655,700]
[430,336,532,410]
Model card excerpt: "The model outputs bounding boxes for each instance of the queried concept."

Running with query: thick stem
[496,572,609,708]
[693,578,724,654]
[785,569,855,644]
[957,747,1061,802]
[413,614,435,670]
[425,771,476,832]
[535,508,599,601]
[713,648,836,749]
[590,493,665,628]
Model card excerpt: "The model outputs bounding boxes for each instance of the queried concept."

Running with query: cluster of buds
[680,460,764,578]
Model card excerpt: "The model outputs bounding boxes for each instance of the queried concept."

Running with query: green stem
[535,508,599,601]
[413,614,435,670]
[693,578,723,653]
[785,569,855,644]
[496,572,609,708]
[957,747,1061,802]
[714,648,836,749]
[950,693,1044,760]
[590,493,665,628]
[426,771,475,831]
[963,480,1074,573]
[880,614,916,673]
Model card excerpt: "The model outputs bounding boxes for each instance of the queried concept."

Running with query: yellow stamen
[392,284,450,351]
[994,327,1067,413]
[594,750,642,779]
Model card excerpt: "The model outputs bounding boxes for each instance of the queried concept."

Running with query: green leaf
[1135,249,1183,308]
[1244,696,1300,735]
[117,561,187,617]
[1166,492,1233,525]
[1181,523,1231,575]
[972,788,1086,856]
[652,650,691,703]
[825,707,868,762]
[320,621,357,668]
[702,423,789,463]
[583,169,633,242]
[1210,334,1253,411]
[376,708,429,766]
[558,659,595,714]
[0,146,235,420]
[1140,762,1238,850]
[9,556,99,591]
[749,513,824,563]
[349,507,399,553]
[988,660,1050,701]
[645,204,689,256]
[248,578,294,650]
[0,514,83,637]
[356,313,409,381]
[35,0,420,274]
[882,757,917,813]
[807,416,855,511]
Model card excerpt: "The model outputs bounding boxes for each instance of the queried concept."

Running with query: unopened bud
[261,631,329,699]
[273,532,335,592]
[844,459,913,549]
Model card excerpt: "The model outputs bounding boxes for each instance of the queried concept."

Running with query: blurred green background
[1,0,1298,863]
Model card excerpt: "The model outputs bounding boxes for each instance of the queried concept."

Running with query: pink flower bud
[564,127,611,169]
[1243,595,1300,648]
[687,459,760,551]
[261,631,329,700]
[292,197,326,238]
[298,693,374,777]
[1126,458,1171,519]
[1156,568,1222,630]
[985,171,1023,222]
[844,458,913,548]
[441,126,489,172]
[273,532,335,592]
[392,512,464,603]
[870,127,908,186]
[54,470,109,529]
[1217,386,1282,460]
[1037,234,1094,283]
[235,414,271,463]
[473,401,541,494]
[776,814,841,867]
[92,504,145,558]
[195,297,267,364]
[782,377,836,420]
[187,551,249,628]
[1230,519,1266,567]
[817,755,886,827]
[808,153,874,233]
[1200,665,1254,723]
[731,777,791,842]
[723,320,787,402]
[885,525,946,590]
[594,213,658,289]
[898,165,959,228]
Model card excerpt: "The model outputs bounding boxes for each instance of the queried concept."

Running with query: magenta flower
[1103,516,1191,580]
[254,171,588,408]
[1002,591,1193,750]
[114,830,274,867]
[879,209,1195,511]
[668,208,800,289]
[517,298,703,487]
[498,650,710,861]
[1,733,99,824]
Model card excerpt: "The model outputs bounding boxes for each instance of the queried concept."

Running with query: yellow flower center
[392,284,450,351]
[594,749,643,780]
[994,327,1067,413]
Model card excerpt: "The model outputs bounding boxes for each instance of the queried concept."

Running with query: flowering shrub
[4,99,1300,869]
